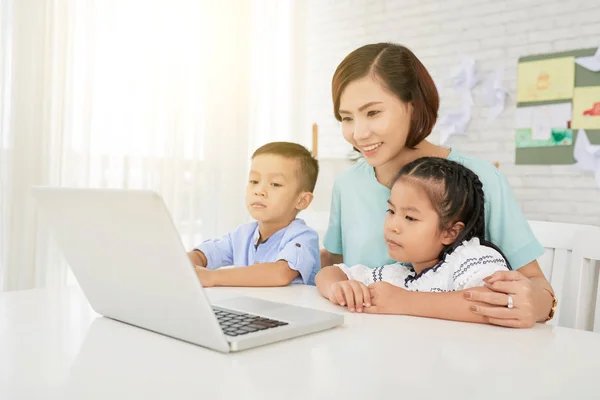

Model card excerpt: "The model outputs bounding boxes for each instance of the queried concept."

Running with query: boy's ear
[441,221,465,246]
[295,191,314,211]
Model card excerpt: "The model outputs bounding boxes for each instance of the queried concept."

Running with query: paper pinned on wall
[571,86,600,130]
[517,57,575,103]
[575,44,600,72]
[515,103,572,140]
[450,56,478,103]
[438,56,477,145]
[515,128,573,148]
[438,103,472,145]
[573,129,600,187]
[530,107,565,141]
[482,65,507,124]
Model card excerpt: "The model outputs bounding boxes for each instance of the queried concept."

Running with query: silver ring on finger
[507,294,514,309]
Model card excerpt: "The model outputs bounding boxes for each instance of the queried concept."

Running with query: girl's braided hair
[395,157,509,265]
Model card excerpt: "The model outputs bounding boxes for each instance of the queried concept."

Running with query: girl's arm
[365,283,491,324]
[315,265,348,298]
[402,288,491,323]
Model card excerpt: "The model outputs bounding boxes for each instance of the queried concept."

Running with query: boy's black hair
[252,142,319,193]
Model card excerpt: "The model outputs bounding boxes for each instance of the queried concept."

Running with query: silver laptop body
[31,187,343,352]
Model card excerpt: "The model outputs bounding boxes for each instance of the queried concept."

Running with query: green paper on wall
[515,47,600,165]
[516,128,573,148]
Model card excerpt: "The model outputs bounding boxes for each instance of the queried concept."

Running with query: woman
[317,43,556,328]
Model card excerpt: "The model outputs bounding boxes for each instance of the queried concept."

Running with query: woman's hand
[464,270,553,328]
[363,282,408,315]
[327,280,371,312]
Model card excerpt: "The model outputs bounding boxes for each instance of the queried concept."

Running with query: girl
[317,157,515,323]
[319,43,556,327]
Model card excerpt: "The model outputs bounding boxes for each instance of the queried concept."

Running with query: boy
[188,142,320,286]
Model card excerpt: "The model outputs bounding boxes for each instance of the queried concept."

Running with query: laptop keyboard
[213,308,288,337]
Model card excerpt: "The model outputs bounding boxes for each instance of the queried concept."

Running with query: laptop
[31,187,343,353]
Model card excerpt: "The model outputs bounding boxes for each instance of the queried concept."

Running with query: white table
[1,285,600,399]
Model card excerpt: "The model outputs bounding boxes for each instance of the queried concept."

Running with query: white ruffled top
[335,237,510,292]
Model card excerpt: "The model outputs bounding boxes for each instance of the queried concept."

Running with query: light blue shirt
[323,150,544,270]
[195,219,319,285]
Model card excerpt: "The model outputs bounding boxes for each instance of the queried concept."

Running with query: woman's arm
[472,167,554,325]
[366,266,553,328]
[520,261,555,320]
[467,260,554,325]
[320,249,343,269]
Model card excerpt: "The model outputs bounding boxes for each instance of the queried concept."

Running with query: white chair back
[572,228,600,333]
[527,220,587,327]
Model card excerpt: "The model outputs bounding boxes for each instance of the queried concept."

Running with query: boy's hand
[188,250,207,268]
[195,266,217,287]
[327,280,371,313]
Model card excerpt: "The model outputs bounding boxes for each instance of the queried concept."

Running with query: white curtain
[0,0,303,291]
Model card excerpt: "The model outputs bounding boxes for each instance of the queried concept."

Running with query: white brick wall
[305,0,600,226]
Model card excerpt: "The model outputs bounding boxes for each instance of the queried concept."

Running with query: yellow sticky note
[517,57,575,103]
[572,86,600,129]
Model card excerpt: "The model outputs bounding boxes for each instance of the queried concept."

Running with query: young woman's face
[338,76,413,167]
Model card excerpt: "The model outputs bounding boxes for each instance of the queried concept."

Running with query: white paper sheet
[482,65,507,124]
[438,102,472,145]
[531,126,551,141]
[573,129,600,187]
[515,103,572,140]
[575,44,600,72]
[450,56,478,104]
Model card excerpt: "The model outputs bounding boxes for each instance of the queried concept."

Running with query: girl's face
[338,76,413,167]
[384,179,459,268]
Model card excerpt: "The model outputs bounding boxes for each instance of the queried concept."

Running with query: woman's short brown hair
[332,43,439,148]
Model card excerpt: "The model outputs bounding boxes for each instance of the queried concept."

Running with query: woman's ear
[441,222,465,246]
[295,192,314,211]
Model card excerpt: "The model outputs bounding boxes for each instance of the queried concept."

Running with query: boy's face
[246,154,311,223]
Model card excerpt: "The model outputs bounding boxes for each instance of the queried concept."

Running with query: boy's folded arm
[315,265,349,299]
[210,260,299,287]
[275,230,320,285]
[192,232,236,270]
[188,249,208,267]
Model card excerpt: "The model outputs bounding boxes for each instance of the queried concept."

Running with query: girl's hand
[327,280,371,312]
[464,270,552,328]
[363,282,408,314]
